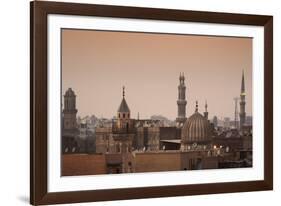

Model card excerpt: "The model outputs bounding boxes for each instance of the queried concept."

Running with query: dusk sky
[62,29,252,120]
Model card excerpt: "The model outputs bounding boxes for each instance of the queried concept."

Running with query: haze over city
[62,29,252,120]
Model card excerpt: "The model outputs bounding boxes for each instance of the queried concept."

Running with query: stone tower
[112,87,134,153]
[239,71,246,130]
[176,73,187,127]
[63,88,77,130]
[116,86,131,130]
[112,86,135,173]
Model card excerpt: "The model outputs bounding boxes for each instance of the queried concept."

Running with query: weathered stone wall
[135,152,181,172]
[62,154,106,176]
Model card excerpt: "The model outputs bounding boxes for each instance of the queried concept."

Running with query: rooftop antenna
[234,97,239,129]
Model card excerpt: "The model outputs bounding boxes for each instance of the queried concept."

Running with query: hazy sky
[62,29,252,120]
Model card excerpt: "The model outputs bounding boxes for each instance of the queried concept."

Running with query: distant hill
[150,115,175,126]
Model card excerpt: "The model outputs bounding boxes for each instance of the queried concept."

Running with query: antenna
[234,97,239,129]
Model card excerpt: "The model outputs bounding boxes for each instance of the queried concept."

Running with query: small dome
[65,88,75,97]
[181,110,210,144]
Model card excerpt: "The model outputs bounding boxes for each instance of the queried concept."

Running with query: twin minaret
[176,73,187,127]
[176,71,246,129]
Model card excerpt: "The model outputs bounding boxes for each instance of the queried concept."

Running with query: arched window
[116,144,120,153]
[65,99,68,109]
[123,113,125,118]
[126,123,129,132]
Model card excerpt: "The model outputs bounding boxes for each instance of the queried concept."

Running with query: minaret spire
[241,70,245,93]
[234,97,239,129]
[204,100,208,119]
[122,86,125,98]
[239,70,246,131]
[176,73,187,127]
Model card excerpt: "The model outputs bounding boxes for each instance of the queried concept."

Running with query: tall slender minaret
[239,70,246,130]
[176,73,187,127]
[234,97,239,129]
[203,100,208,119]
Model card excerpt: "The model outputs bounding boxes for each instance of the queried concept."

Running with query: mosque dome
[181,102,210,144]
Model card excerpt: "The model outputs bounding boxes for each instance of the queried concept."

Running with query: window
[123,113,125,118]
[116,144,120,153]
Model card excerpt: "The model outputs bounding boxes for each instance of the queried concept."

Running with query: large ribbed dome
[181,110,210,144]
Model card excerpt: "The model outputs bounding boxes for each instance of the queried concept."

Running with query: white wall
[0,0,279,205]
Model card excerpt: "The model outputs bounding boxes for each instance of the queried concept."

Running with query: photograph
[30,1,273,204]
[61,29,253,176]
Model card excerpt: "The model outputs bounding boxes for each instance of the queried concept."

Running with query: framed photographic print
[30,1,273,205]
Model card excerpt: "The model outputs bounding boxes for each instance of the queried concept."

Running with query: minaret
[234,97,239,129]
[113,87,134,173]
[203,100,208,119]
[176,73,187,127]
[63,88,77,130]
[239,71,246,130]
[117,86,131,130]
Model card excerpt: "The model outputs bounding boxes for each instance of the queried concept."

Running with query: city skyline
[62,29,252,120]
